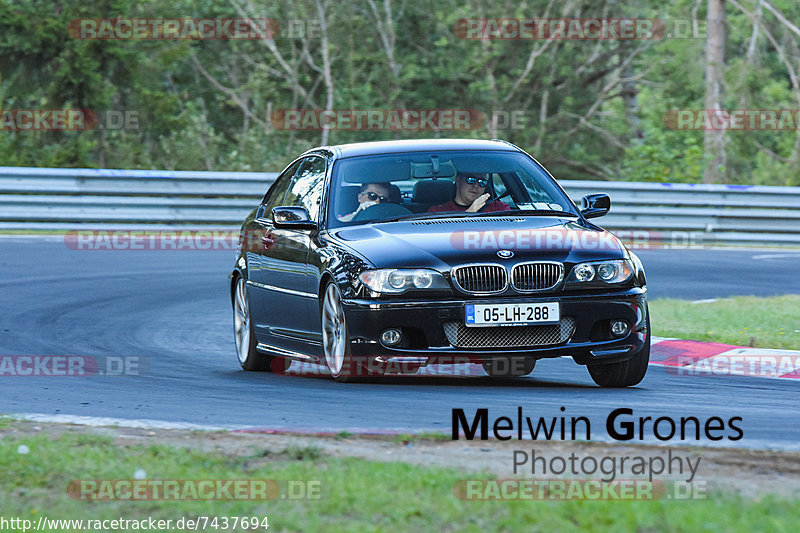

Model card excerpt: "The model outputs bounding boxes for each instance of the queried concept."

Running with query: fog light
[610,320,629,337]
[381,328,402,346]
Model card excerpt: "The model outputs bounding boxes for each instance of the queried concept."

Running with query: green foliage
[651,295,800,350]
[621,139,704,182]
[3,429,800,531]
[282,445,323,461]
[0,0,798,185]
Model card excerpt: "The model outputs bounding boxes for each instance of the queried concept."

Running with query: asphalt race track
[1,238,799,449]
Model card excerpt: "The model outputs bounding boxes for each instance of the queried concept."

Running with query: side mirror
[580,193,611,219]
[272,206,318,230]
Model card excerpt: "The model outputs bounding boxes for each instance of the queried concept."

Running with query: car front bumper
[342,288,648,366]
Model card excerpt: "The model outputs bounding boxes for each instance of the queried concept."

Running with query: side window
[261,159,303,217]
[283,156,327,221]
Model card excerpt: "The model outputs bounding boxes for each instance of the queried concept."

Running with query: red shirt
[427,199,512,213]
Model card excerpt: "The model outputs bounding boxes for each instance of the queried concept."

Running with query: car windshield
[327,150,578,228]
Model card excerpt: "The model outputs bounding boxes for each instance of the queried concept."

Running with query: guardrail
[1,166,798,246]
[0,166,275,228]
[564,180,800,246]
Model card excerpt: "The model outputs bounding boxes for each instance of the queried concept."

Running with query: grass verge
[650,295,800,351]
[2,430,800,532]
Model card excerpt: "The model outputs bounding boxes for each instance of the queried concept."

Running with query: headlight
[567,260,633,284]
[597,262,617,281]
[573,263,595,282]
[358,269,449,294]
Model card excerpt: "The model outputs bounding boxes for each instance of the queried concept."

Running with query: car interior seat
[408,179,455,213]
[388,184,402,204]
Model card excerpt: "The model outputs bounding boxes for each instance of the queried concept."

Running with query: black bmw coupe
[231,139,649,387]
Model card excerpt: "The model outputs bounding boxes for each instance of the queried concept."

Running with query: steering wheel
[351,202,413,223]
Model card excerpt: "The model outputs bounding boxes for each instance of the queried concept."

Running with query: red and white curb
[650,337,800,380]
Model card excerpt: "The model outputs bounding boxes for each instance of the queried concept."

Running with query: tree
[704,0,727,183]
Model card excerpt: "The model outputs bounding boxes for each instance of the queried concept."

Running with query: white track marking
[751,253,800,260]
[9,413,231,431]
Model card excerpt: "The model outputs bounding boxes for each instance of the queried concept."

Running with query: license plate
[465,302,560,327]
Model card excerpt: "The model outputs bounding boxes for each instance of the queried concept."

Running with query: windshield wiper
[370,208,578,224]
[470,208,579,218]
[371,211,473,224]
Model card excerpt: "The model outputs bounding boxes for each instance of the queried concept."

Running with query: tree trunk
[621,59,642,143]
[316,0,334,146]
[704,0,727,183]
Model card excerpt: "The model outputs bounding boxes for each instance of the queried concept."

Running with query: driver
[428,171,510,213]
[338,181,392,222]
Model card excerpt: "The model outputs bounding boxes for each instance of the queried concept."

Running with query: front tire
[321,282,355,382]
[233,276,289,372]
[321,281,380,382]
[587,310,650,387]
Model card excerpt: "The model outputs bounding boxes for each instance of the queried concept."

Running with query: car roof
[301,138,521,158]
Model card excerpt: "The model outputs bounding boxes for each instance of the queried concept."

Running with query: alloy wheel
[233,277,250,365]
[322,283,347,375]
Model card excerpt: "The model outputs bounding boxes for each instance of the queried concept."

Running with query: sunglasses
[364,191,389,202]
[463,176,488,187]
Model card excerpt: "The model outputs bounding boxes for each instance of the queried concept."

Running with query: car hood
[330,216,627,270]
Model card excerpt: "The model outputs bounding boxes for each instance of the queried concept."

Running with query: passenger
[428,171,510,213]
[338,182,392,222]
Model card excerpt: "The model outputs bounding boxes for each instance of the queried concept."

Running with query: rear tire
[233,276,291,372]
[588,310,650,387]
